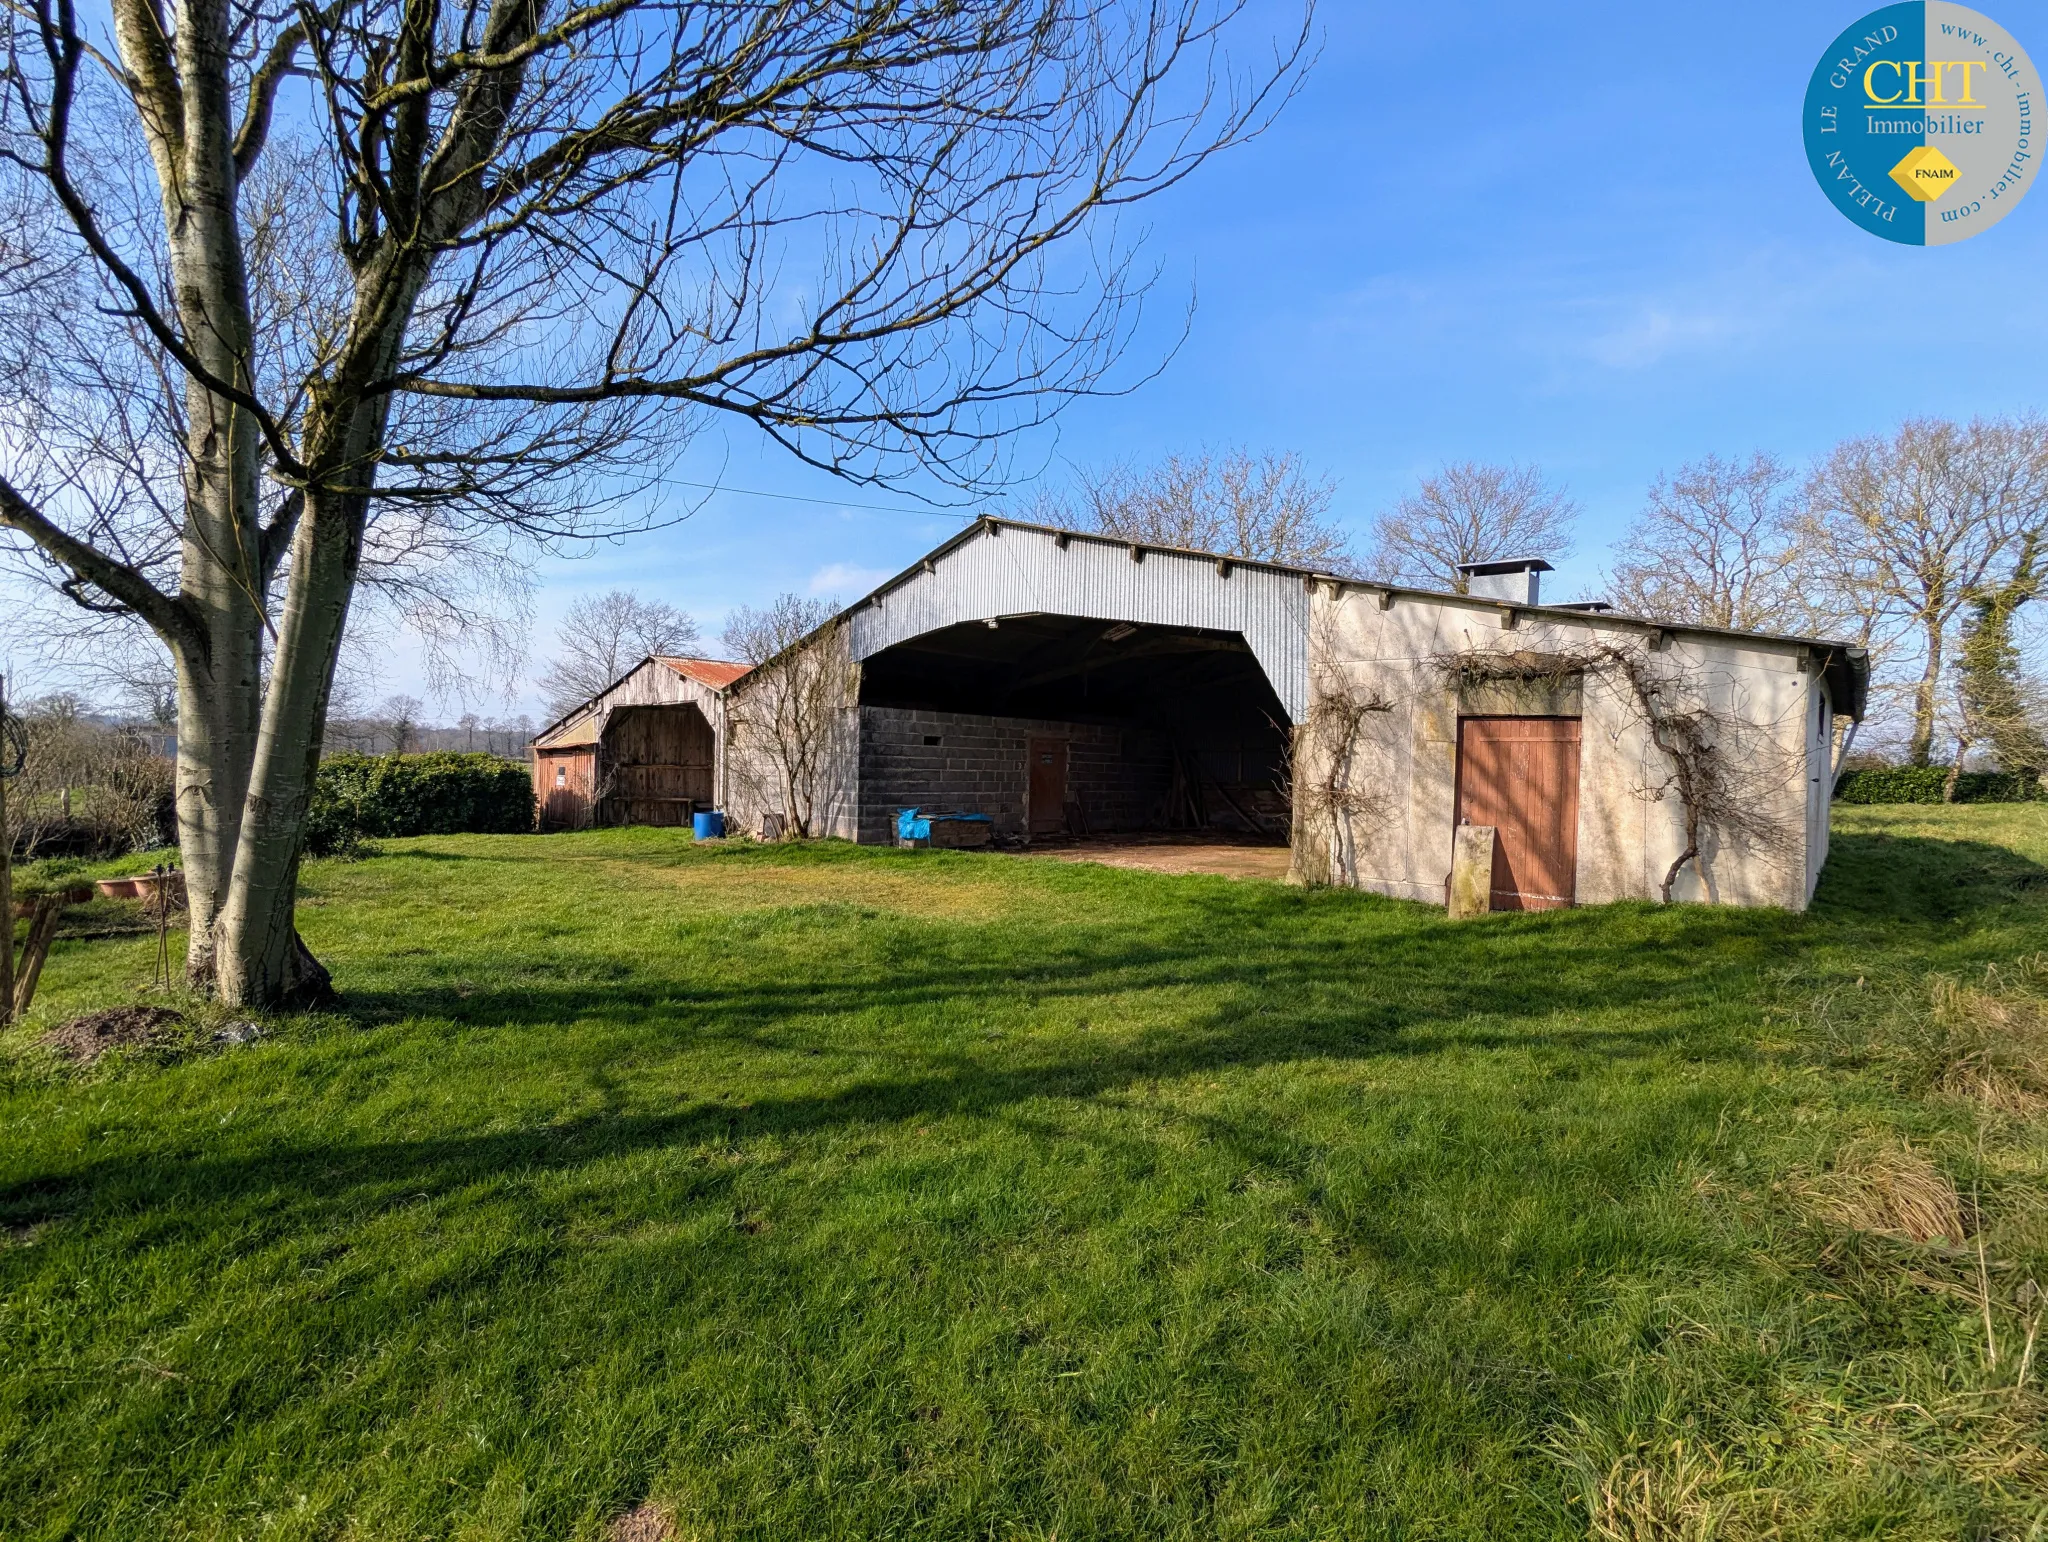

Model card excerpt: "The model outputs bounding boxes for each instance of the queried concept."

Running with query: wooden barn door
[1027,738,1068,837]
[1454,717,1582,910]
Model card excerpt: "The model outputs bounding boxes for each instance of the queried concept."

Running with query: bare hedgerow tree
[0,0,1311,1004]
[539,590,700,722]
[1804,416,2048,766]
[1035,449,1354,569]
[1368,462,1578,592]
[1606,452,1811,633]
[722,595,845,839]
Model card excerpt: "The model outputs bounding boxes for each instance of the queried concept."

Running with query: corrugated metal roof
[655,656,752,689]
[725,514,1871,723]
[847,522,1313,720]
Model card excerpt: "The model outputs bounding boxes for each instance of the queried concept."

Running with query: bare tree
[1805,416,2048,766]
[722,594,845,839]
[1369,462,1578,592]
[1036,448,1353,569]
[538,590,700,722]
[1606,453,1810,632]
[0,0,1311,1004]
[379,695,424,756]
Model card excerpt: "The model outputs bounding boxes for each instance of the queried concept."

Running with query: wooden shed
[530,656,751,831]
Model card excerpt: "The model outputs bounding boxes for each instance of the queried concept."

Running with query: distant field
[3,806,2045,1539]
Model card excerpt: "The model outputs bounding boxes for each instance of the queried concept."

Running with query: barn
[531,655,751,830]
[720,517,1869,911]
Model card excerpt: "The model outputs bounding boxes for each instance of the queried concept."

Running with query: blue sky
[29,0,2047,716]
[491,0,2048,717]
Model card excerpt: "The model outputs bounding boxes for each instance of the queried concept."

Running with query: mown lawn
[3,806,2047,1540]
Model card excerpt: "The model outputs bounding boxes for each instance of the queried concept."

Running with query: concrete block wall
[857,706,1173,844]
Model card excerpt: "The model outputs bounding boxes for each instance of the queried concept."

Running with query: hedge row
[306,752,533,854]
[1834,766,2043,805]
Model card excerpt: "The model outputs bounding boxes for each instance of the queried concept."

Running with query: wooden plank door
[1027,738,1068,836]
[1453,717,1582,910]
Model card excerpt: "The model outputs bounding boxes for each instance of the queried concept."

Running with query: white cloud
[1582,304,1751,370]
[806,562,892,598]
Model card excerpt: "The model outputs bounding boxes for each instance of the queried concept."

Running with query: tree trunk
[213,372,388,1008]
[213,482,363,1006]
[118,0,271,984]
[171,600,262,985]
[1909,614,1945,766]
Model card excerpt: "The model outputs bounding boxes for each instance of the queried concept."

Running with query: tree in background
[539,591,701,723]
[1606,453,1809,632]
[1950,531,2047,796]
[0,0,1309,1004]
[1368,462,1577,592]
[1804,416,2048,766]
[1036,450,1353,569]
[722,596,845,839]
[380,697,424,757]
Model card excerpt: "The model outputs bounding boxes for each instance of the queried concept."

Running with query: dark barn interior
[596,704,717,828]
[856,614,1292,844]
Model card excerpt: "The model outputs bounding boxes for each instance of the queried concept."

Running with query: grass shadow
[1811,832,2048,922]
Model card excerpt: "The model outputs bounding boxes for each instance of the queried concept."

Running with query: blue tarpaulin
[897,807,994,842]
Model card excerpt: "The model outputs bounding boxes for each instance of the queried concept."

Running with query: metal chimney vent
[1456,557,1554,607]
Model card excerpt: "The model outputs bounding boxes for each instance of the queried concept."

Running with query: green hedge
[1834,766,2043,804]
[306,753,534,855]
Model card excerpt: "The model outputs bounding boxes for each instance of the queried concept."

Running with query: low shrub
[1834,766,2042,804]
[306,753,533,855]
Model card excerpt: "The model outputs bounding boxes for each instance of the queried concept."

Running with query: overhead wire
[665,478,986,519]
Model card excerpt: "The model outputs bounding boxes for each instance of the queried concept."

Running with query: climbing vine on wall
[1289,644,1394,885]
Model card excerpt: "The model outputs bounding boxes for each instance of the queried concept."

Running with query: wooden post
[1,672,13,1027]
[11,896,58,1018]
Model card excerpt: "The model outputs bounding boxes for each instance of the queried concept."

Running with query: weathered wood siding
[534,747,598,830]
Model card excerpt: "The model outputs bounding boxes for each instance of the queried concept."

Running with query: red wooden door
[1028,738,1068,836]
[1454,717,1581,910]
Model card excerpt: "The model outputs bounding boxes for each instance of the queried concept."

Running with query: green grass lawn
[4,807,2047,1540]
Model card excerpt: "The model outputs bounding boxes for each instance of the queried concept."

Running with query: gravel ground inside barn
[1021,832,1294,879]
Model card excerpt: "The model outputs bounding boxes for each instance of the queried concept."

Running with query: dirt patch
[41,1006,189,1063]
[1025,834,1294,881]
[607,1502,676,1542]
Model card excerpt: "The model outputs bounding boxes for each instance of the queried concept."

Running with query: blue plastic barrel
[693,810,726,840]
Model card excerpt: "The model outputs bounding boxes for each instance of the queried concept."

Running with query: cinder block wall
[857,706,1174,843]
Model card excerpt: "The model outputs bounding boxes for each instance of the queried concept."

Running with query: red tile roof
[655,656,752,689]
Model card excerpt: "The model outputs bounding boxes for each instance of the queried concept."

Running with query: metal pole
[1,672,13,1026]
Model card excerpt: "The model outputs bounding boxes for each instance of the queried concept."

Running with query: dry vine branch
[1289,656,1392,886]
